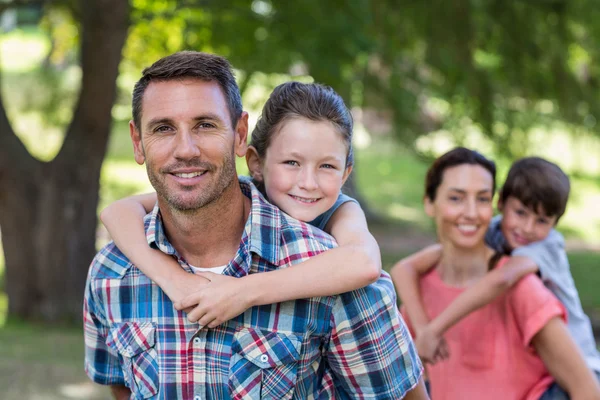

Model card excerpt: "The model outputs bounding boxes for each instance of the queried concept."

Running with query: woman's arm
[417,256,539,361]
[180,202,382,326]
[533,317,600,400]
[100,193,209,304]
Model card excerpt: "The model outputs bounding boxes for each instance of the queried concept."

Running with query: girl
[391,147,599,400]
[101,81,382,328]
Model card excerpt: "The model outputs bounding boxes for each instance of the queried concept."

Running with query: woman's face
[425,164,494,250]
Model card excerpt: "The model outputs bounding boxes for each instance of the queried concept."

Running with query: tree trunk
[0,0,130,323]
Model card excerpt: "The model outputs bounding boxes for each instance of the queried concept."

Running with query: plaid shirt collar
[143,178,281,272]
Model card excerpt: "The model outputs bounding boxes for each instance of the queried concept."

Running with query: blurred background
[1,0,600,398]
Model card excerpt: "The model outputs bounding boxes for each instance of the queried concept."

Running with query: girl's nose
[298,168,318,191]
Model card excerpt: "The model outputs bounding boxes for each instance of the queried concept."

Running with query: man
[84,51,426,399]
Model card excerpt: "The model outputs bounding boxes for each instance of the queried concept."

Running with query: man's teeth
[175,172,204,178]
[291,195,319,203]
[457,224,477,232]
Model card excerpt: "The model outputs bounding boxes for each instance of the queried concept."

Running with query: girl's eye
[320,164,336,169]
[284,160,299,166]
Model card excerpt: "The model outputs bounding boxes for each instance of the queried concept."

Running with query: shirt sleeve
[83,267,125,386]
[325,271,423,398]
[511,229,567,283]
[509,273,567,347]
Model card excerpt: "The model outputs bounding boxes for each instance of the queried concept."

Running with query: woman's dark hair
[424,147,497,202]
[250,81,354,168]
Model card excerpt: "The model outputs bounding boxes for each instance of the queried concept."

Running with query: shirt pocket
[229,326,301,400]
[107,322,159,399]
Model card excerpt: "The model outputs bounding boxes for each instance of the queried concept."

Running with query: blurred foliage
[7,0,600,162]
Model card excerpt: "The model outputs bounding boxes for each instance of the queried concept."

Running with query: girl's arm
[180,201,382,327]
[533,317,600,400]
[100,193,209,303]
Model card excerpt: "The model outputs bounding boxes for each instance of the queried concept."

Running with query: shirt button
[194,396,201,400]
[193,338,201,344]
[260,354,269,363]
[126,346,133,355]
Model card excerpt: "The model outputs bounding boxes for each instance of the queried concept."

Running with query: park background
[1,1,600,399]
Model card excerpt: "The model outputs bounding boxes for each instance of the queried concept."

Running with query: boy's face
[499,196,558,250]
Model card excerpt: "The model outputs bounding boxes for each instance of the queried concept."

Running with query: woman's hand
[174,272,252,328]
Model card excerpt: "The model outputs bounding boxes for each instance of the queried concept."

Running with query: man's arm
[325,275,425,398]
[110,385,131,400]
[403,378,430,400]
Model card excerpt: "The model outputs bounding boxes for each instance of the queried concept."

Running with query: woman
[391,147,599,400]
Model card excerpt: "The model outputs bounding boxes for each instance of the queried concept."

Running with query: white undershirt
[189,265,227,275]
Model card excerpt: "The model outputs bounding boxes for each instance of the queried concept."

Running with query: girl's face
[425,164,494,250]
[248,117,352,222]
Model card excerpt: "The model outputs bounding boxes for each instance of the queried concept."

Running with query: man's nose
[173,129,201,159]
[298,168,319,191]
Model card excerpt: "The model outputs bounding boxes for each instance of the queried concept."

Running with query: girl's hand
[174,272,252,328]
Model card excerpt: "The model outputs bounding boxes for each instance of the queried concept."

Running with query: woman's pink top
[402,257,566,400]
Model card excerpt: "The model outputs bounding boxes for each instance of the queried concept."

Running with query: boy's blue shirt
[486,215,600,373]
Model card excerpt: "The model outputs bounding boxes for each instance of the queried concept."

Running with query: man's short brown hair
[499,157,570,221]
[132,51,242,131]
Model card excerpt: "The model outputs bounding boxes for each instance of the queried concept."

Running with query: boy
[392,157,600,379]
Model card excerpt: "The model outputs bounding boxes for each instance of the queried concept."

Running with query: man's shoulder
[88,241,133,281]
[277,211,338,254]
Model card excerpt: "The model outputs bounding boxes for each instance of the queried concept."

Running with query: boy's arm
[100,193,209,304]
[533,317,600,400]
[416,256,538,362]
[390,245,442,332]
[427,255,538,337]
[179,202,382,327]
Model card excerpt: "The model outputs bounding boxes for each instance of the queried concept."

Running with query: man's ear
[341,165,353,187]
[424,197,435,218]
[130,120,145,165]
[234,112,249,157]
[246,146,263,182]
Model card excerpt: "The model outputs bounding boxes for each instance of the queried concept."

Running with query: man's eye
[155,125,172,133]
[198,122,216,129]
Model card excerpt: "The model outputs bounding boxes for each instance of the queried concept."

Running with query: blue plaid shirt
[84,180,422,399]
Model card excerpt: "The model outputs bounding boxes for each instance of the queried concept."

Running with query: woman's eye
[478,197,491,203]
[449,196,461,202]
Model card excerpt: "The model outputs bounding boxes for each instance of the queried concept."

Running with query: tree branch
[0,0,49,14]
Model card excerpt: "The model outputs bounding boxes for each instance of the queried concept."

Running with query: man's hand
[174,272,252,328]
[415,324,450,364]
[110,384,131,400]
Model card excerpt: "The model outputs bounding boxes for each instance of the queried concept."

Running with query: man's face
[499,196,557,250]
[130,78,248,212]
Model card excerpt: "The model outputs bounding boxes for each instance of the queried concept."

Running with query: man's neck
[159,180,251,268]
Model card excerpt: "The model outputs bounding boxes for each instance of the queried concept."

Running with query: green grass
[0,323,111,400]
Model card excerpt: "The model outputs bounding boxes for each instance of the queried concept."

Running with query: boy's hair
[425,147,497,201]
[250,81,354,168]
[132,51,243,131]
[499,157,570,220]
